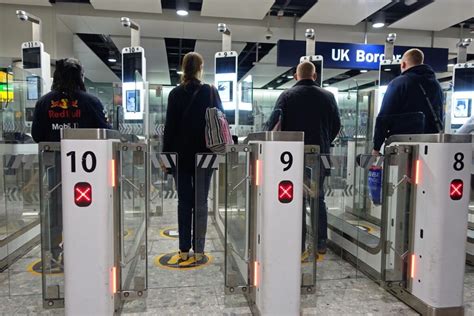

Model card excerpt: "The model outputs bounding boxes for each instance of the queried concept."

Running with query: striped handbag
[205,86,232,153]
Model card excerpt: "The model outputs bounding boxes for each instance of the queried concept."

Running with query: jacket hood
[403,64,437,81]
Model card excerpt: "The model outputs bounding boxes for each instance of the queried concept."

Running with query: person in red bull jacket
[31,58,110,143]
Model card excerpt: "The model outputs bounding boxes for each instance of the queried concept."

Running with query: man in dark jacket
[266,61,341,254]
[373,49,444,154]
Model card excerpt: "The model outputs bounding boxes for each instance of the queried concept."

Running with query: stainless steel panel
[60,128,121,140]
[246,131,304,142]
[386,134,471,145]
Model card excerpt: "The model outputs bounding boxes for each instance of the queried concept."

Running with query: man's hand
[372,149,380,156]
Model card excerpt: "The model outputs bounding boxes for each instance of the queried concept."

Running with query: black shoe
[318,239,327,254]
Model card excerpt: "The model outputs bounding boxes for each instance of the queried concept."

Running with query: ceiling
[2,0,472,89]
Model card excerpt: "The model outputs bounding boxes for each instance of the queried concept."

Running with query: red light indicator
[111,160,116,188]
[278,180,294,203]
[410,254,415,279]
[415,160,421,185]
[255,160,261,186]
[254,261,259,288]
[74,182,92,207]
[450,179,463,200]
[111,266,117,294]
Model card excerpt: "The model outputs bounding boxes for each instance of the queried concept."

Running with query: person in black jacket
[32,58,110,142]
[265,61,341,255]
[31,58,109,266]
[163,52,223,262]
[373,49,444,155]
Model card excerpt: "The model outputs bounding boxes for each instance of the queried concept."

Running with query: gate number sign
[74,182,92,207]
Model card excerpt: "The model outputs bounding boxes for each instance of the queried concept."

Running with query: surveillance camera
[16,10,28,22]
[217,23,227,33]
[121,17,131,28]
[305,28,315,39]
[459,38,473,48]
[265,28,273,40]
[386,33,397,43]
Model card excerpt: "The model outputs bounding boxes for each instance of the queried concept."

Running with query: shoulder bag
[205,85,232,153]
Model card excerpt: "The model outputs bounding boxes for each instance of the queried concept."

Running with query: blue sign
[277,40,449,72]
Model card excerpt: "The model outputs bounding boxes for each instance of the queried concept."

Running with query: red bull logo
[50,99,78,109]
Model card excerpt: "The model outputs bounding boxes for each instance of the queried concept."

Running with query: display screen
[454,68,474,92]
[217,81,233,102]
[25,108,35,121]
[216,57,237,74]
[125,90,141,112]
[0,70,13,103]
[123,52,142,83]
[380,64,401,86]
[23,47,41,69]
[453,98,472,118]
[241,81,252,104]
[311,60,323,87]
[27,75,40,100]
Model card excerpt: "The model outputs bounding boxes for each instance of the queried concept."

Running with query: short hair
[296,61,315,80]
[402,48,424,66]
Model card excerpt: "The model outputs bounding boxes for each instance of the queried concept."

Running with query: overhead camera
[16,10,28,22]
[121,17,131,28]
[458,38,472,48]
[217,23,228,33]
[386,33,397,43]
[265,28,273,40]
[305,28,315,39]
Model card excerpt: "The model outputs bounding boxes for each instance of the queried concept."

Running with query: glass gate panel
[381,145,416,284]
[117,143,148,298]
[223,146,251,292]
[301,146,319,291]
[38,142,64,307]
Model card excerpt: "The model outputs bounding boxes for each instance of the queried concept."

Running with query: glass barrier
[380,145,416,285]
[301,146,319,292]
[38,142,64,308]
[117,142,148,298]
[224,146,251,292]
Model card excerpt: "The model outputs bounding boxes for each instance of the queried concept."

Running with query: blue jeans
[175,169,213,253]
[302,175,327,252]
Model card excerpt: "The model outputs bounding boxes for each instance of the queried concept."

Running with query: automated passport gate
[60,129,148,315]
[223,132,316,315]
[379,134,471,315]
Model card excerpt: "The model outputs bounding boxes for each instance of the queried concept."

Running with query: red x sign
[278,181,293,203]
[74,182,92,207]
[450,180,463,201]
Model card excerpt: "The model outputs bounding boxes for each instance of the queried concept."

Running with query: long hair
[180,52,203,86]
[51,58,86,97]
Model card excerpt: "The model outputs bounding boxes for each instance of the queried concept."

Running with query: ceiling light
[176,0,189,16]
[404,0,418,6]
[287,75,294,79]
[177,70,183,75]
[107,51,117,63]
[372,13,385,29]
[268,87,274,90]
[360,70,368,73]
[447,63,455,67]
[323,83,329,87]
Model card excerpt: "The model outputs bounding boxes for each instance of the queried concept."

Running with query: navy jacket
[265,79,341,154]
[163,81,223,173]
[373,64,444,150]
[32,90,110,143]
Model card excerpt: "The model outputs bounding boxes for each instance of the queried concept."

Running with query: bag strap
[417,82,443,133]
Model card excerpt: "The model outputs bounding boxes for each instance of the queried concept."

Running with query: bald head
[401,48,424,72]
[296,61,317,81]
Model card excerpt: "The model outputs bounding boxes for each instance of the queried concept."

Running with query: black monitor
[122,52,143,83]
[454,67,474,92]
[380,64,401,86]
[23,47,41,69]
[216,56,237,74]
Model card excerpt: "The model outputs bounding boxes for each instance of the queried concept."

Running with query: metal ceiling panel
[201,0,275,20]
[90,0,162,13]
[390,0,473,31]
[0,0,51,5]
[299,0,391,25]
[73,35,118,83]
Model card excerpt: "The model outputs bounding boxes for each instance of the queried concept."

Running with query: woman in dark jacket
[163,52,223,262]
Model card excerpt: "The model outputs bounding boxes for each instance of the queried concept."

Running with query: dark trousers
[302,175,327,252]
[175,169,213,253]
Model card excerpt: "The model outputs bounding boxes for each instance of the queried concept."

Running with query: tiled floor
[0,204,473,315]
